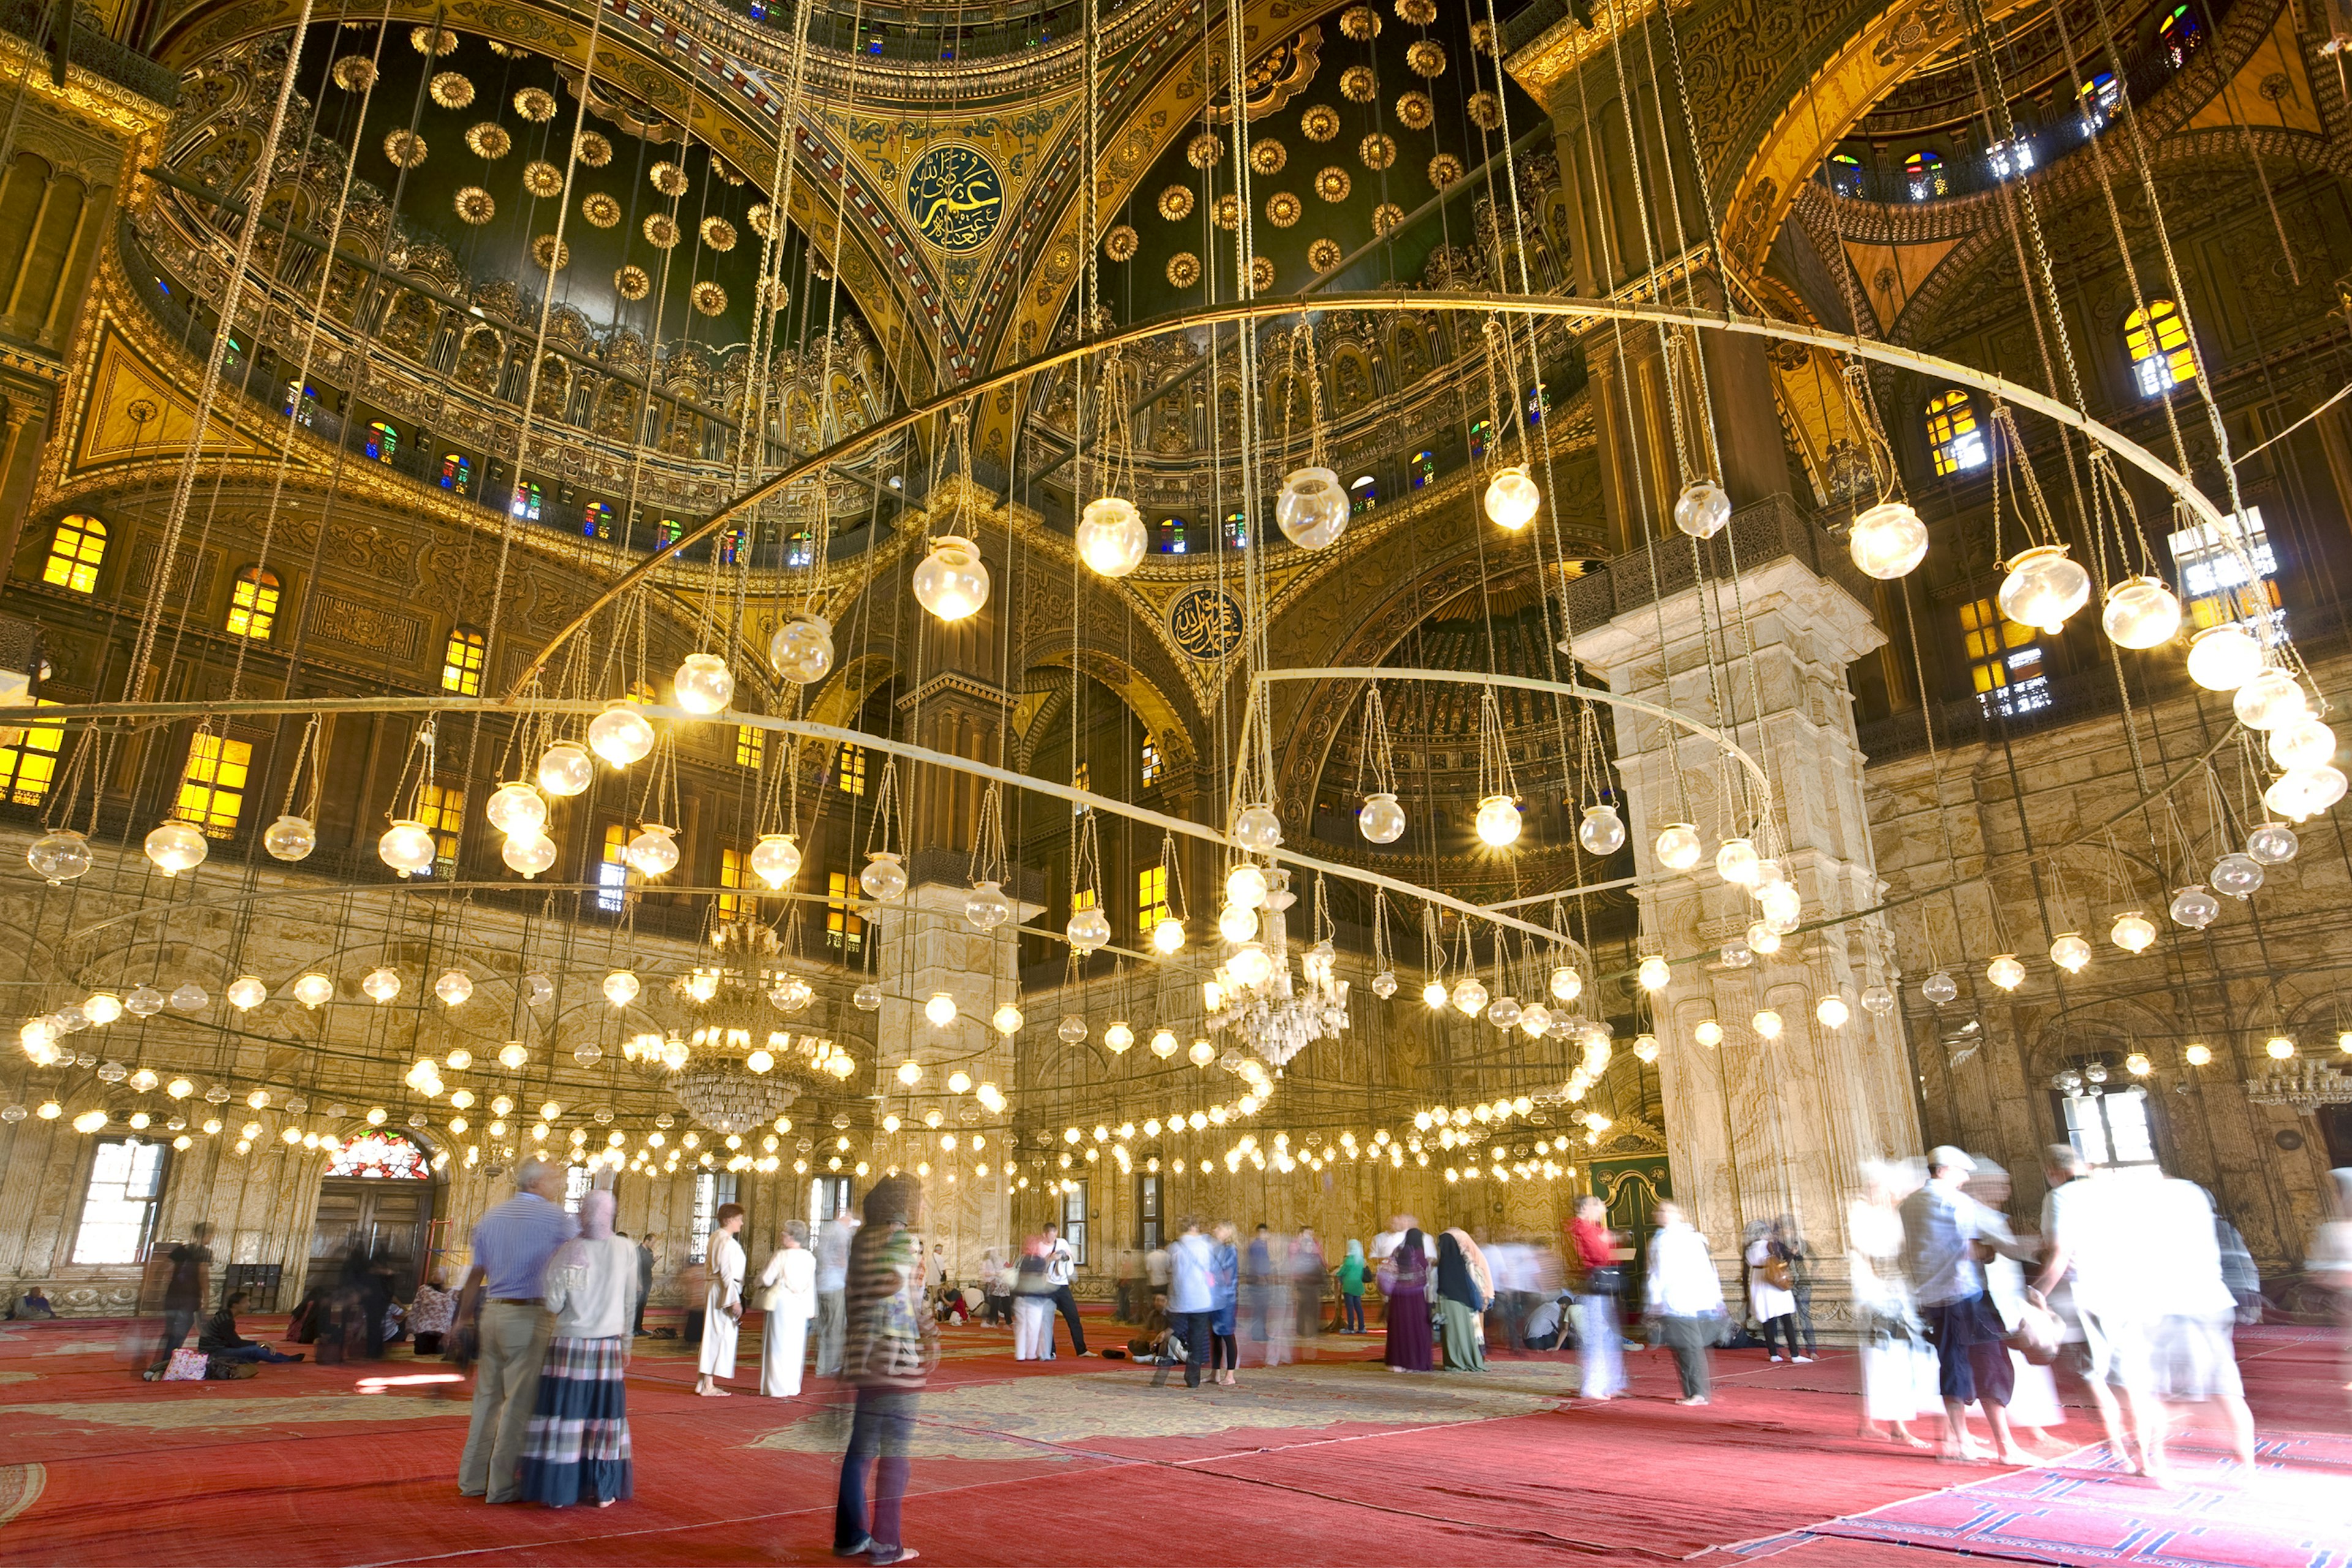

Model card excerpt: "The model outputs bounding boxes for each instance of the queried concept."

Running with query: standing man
[1901,1147,2032,1464]
[1040,1222,1088,1357]
[1567,1196,1628,1399]
[815,1213,859,1378]
[2032,1145,2134,1466]
[149,1221,214,1376]
[1152,1218,1217,1389]
[456,1156,576,1503]
[633,1232,657,1336]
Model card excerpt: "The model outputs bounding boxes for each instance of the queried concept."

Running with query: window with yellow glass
[1137,865,1170,937]
[441,628,487,695]
[174,734,252,837]
[1959,597,2049,716]
[42,516,105,593]
[416,782,464,875]
[826,870,864,955]
[719,845,748,917]
[736,726,764,769]
[2125,300,2196,397]
[837,742,867,796]
[0,702,64,806]
[1924,389,1988,476]
[596,821,637,911]
[227,567,281,641]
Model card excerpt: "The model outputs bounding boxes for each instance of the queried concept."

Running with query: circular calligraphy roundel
[905,144,1005,254]
[1169,586,1245,661]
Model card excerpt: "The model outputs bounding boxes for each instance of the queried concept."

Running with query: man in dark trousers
[634,1232,657,1335]
[148,1221,214,1376]
[1041,1222,1088,1357]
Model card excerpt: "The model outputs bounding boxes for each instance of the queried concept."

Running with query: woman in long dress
[1382,1228,1434,1371]
[517,1189,636,1507]
[695,1202,746,1396]
[1744,1220,1802,1362]
[1850,1162,1931,1447]
[758,1220,818,1397]
[1435,1230,1490,1371]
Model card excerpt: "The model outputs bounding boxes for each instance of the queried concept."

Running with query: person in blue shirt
[1152,1219,1219,1388]
[1209,1223,1241,1386]
[457,1157,578,1502]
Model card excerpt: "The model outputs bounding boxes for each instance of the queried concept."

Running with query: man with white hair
[458,1156,578,1502]
[1901,1146,2033,1463]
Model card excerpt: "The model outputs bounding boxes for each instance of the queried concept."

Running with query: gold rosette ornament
[581,192,622,229]
[1251,255,1275,292]
[576,132,613,168]
[1395,91,1433,130]
[466,122,511,159]
[1251,138,1287,175]
[1340,6,1380,39]
[1158,185,1194,221]
[331,56,376,92]
[643,213,681,249]
[701,216,738,252]
[650,162,688,197]
[747,203,777,238]
[522,160,564,198]
[1315,166,1352,202]
[486,39,528,58]
[1406,40,1446,78]
[1213,194,1238,232]
[1166,252,1200,288]
[1300,104,1341,142]
[1308,238,1343,272]
[1359,132,1396,172]
[513,86,557,123]
[532,235,570,272]
[1186,131,1225,168]
[410,24,459,55]
[1371,202,1404,236]
[614,265,652,301]
[1104,224,1139,262]
[429,71,474,108]
[1396,0,1436,24]
[1467,91,1502,131]
[454,187,497,226]
[1265,192,1302,228]
[1341,66,1376,103]
[383,130,427,168]
[690,281,728,317]
[1427,154,1464,189]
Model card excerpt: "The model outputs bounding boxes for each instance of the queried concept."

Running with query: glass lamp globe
[1152,916,1186,955]
[168,982,206,1013]
[226,975,267,1011]
[1921,971,1958,1005]
[1520,1003,1551,1037]
[749,832,802,888]
[145,820,208,877]
[587,701,655,766]
[1673,479,1730,539]
[1422,978,1449,1009]
[1550,966,1583,1002]
[84,993,123,1026]
[1482,465,1540,530]
[263,813,317,862]
[1848,499,1929,579]
[1077,497,1148,577]
[2266,764,2348,822]
[673,652,735,714]
[600,970,640,1007]
[1066,905,1112,952]
[1816,994,1851,1028]
[1996,543,2091,633]
[498,1041,529,1070]
[850,981,882,1012]
[1105,1022,1136,1054]
[538,741,594,797]
[26,827,91,884]
[361,967,402,1003]
[502,830,557,878]
[1714,836,1761,886]
[2169,883,2221,929]
[1577,804,1626,855]
[1985,953,2026,991]
[1352,790,1409,844]
[2110,910,2157,952]
[1693,1019,1724,1047]
[1229,942,1274,987]
[1234,804,1283,852]
[1056,1015,1088,1046]
[1488,995,1523,1030]
[2101,576,2184,649]
[1215,901,1257,944]
[965,880,1012,930]
[484,781,547,837]
[913,534,990,620]
[376,820,434,876]
[1757,882,1803,929]
[924,992,958,1028]
[434,970,473,1006]
[2210,851,2264,898]
[2232,667,2307,731]
[1752,1009,1784,1039]
[2265,1035,2297,1061]
[1186,1039,1218,1068]
[859,850,907,901]
[1450,976,1489,1016]
[2267,717,2335,771]
[1475,793,1521,847]
[1225,864,1268,910]
[1632,1034,1660,1063]
[1371,969,1397,999]
[1275,466,1349,550]
[1655,823,1703,870]
[2049,933,2092,974]
[1148,1029,1178,1058]
[2185,624,2263,692]
[769,613,836,685]
[292,972,336,1008]
[126,985,166,1018]
[993,1002,1025,1036]
[1637,955,1670,992]
[2245,821,2299,865]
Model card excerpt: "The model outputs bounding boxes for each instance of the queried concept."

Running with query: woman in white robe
[696,1202,747,1396]
[1850,1164,1931,1447]
[758,1220,818,1396]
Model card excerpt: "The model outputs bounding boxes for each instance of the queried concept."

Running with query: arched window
[1158,516,1188,554]
[325,1129,432,1180]
[786,529,815,567]
[2125,300,2195,396]
[1221,511,1247,550]
[441,627,487,695]
[658,518,682,546]
[584,502,613,540]
[511,482,541,521]
[226,566,280,641]
[284,382,319,426]
[1140,734,1162,788]
[1924,388,1988,475]
[1903,150,1947,201]
[718,525,743,565]
[42,515,105,592]
[1525,385,1547,426]
[439,453,471,494]
[2079,71,2120,129]
[1468,419,1493,459]
[365,421,398,463]
[2159,4,2201,67]
[1349,473,1379,514]
[1410,450,1436,489]
[1827,151,1866,198]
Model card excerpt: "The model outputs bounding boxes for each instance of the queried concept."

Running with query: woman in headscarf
[517,1189,636,1507]
[1436,1230,1490,1371]
[1744,1219,1801,1363]
[1382,1227,1434,1371]
[1337,1240,1368,1334]
[833,1174,933,1567]
[1850,1159,1930,1447]
[695,1202,746,1396]
[757,1219,817,1397]
[1208,1222,1242,1385]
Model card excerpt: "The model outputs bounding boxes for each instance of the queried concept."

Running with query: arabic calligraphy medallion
[905,144,1005,254]
[1169,587,1245,660]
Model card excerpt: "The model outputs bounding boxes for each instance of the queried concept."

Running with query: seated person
[1126,1294,1178,1363]
[200,1291,303,1364]
[1521,1291,1577,1352]
[9,1286,56,1320]
[935,1283,972,1324]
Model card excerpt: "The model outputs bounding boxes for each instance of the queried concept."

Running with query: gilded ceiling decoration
[1251,137,1287,175]
[1157,184,1193,221]
[1315,165,1351,202]
[1301,104,1341,141]
[1371,201,1404,235]
[581,192,622,228]
[614,263,651,300]
[1341,65,1376,102]
[1341,6,1381,40]
[530,234,569,272]
[690,281,728,316]
[1186,130,1226,168]
[1395,89,1433,129]
[381,129,425,168]
[1213,193,1240,231]
[428,70,473,109]
[1359,132,1396,171]
[512,86,556,123]
[1467,89,1501,130]
[651,160,688,197]
[453,186,495,225]
[643,212,681,249]
[576,131,613,168]
[1204,25,1325,124]
[1406,40,1447,77]
[1166,252,1200,287]
[464,121,510,159]
[1308,237,1343,271]
[1427,153,1463,188]
[331,55,374,92]
[701,216,738,252]
[409,24,458,56]
[1396,0,1437,24]
[1266,191,1302,227]
[1103,224,1139,261]
[521,159,564,197]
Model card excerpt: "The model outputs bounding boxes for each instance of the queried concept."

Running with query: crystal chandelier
[648,913,857,1115]
[1205,870,1348,1069]
[669,1061,795,1136]
[2242,1059,2352,1113]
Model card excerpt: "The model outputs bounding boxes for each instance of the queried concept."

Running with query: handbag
[162,1346,209,1381]
[1761,1255,1793,1292]
[2004,1298,2064,1366]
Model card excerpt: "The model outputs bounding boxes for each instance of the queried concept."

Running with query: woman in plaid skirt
[518,1188,638,1507]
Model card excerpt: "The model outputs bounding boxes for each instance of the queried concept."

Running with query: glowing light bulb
[2233,667,2308,731]
[361,967,402,1003]
[1104,1022,1134,1054]
[769,613,835,684]
[485,780,548,836]
[2185,623,2262,692]
[1847,499,1928,579]
[1693,1019,1724,1047]
[925,993,957,1028]
[1482,465,1540,529]
[1152,915,1186,955]
[1986,953,2026,990]
[2265,1035,2295,1060]
[227,975,267,1011]
[992,1002,1025,1036]
[1577,804,1625,855]
[604,970,639,1006]
[2269,718,2335,771]
[502,829,557,878]
[1229,943,1273,987]
[2049,932,2092,974]
[1714,837,1761,886]
[1815,995,1850,1028]
[626,824,680,876]
[1637,956,1670,992]
[263,813,317,861]
[538,741,594,796]
[143,820,207,877]
[673,652,734,714]
[1673,479,1730,539]
[587,701,655,766]
[1997,543,2091,634]
[912,534,989,620]
[2184,1042,2212,1066]
[1751,1009,1783,1039]
[2110,911,2157,953]
[1450,977,1488,1016]
[1655,823,1702,870]
[859,851,907,902]
[2101,576,2183,649]
[1077,496,1148,576]
[1475,794,1521,848]
[291,972,335,1008]
[1275,466,1349,549]
[1422,978,1448,1009]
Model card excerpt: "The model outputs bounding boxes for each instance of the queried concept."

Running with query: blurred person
[1745,1220,1803,1363]
[1209,1221,1242,1385]
[517,1189,637,1508]
[1370,1215,1415,1326]
[1568,1196,1628,1399]
[1153,1217,1218,1389]
[1381,1227,1434,1373]
[1244,1224,1275,1361]
[1040,1223,1088,1358]
[2030,1145,2133,1465]
[1291,1226,1325,1357]
[2105,1175,2256,1480]
[1436,1229,1490,1371]
[458,1156,578,1502]
[150,1221,214,1375]
[409,1273,456,1357]
[1485,1235,1535,1355]
[1773,1217,1820,1360]
[984,1247,1017,1327]
[2306,1169,2352,1415]
[1336,1240,1367,1333]
[1850,1161,1931,1448]
[1261,1228,1295,1367]
[695,1202,747,1396]
[199,1290,301,1365]
[633,1233,657,1337]
[1901,1147,2032,1463]
[832,1174,934,1566]
[1968,1161,2065,1449]
[1145,1237,1171,1310]
[758,1221,817,1397]
[1114,1245,1144,1324]
[12,1285,56,1319]
[815,1213,859,1378]
[1013,1237,1055,1360]
[1646,1202,1725,1406]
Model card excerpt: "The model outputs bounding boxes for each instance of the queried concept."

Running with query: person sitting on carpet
[408,1274,456,1357]
[1127,1294,1176,1365]
[10,1286,56,1319]
[200,1292,303,1364]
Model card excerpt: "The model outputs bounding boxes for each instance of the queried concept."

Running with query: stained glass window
[1925,389,1988,476]
[43,516,106,593]
[227,567,279,641]
[442,627,487,695]
[1140,734,1161,788]
[2126,300,2196,396]
[175,734,251,836]
[323,1130,432,1180]
[440,453,471,494]
[366,422,398,463]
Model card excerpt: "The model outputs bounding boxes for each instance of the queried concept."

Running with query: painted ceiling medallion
[905,145,1003,252]
[650,161,688,197]
[1359,132,1396,171]
[1395,89,1433,129]
[1340,65,1376,103]
[614,264,652,301]
[1340,6,1381,40]
[700,216,738,252]
[1427,153,1464,188]
[748,203,776,237]
[1314,165,1352,202]
[513,86,557,123]
[575,132,613,168]
[465,121,511,159]
[581,192,622,228]
[1265,191,1302,228]
[454,186,496,225]
[522,159,564,197]
[1167,251,1201,288]
[1158,184,1194,221]
[1104,224,1139,262]
[429,71,474,108]
[643,212,682,249]
[1406,40,1447,77]
[1204,25,1325,124]
[1252,255,1275,292]
[531,235,570,272]
[1213,193,1239,232]
[410,24,459,55]
[1467,89,1502,130]
[690,281,728,317]
[382,130,427,169]
[1251,138,1287,175]
[1186,130,1226,168]
[1308,237,1344,271]
[1371,200,1405,236]
[331,55,376,92]
[1395,0,1437,24]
